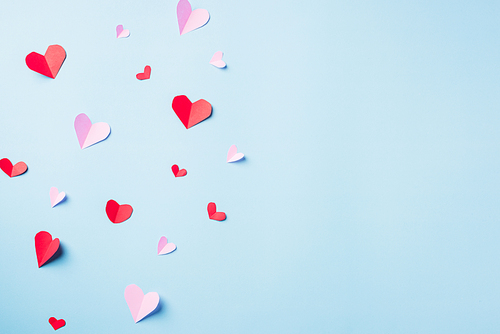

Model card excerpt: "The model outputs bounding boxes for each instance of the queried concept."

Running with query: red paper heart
[172,95,212,129]
[25,45,66,79]
[35,231,60,268]
[171,164,187,177]
[207,202,226,221]
[136,65,151,80]
[48,317,66,330]
[106,200,133,224]
[0,158,28,177]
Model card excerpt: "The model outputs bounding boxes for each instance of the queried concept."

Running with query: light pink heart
[227,145,244,162]
[124,284,160,323]
[74,113,111,149]
[177,0,210,35]
[209,51,226,68]
[116,25,130,38]
[49,187,66,208]
[157,236,177,255]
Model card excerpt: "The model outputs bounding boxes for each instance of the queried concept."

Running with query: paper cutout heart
[136,66,151,80]
[210,51,226,68]
[157,236,177,255]
[0,158,27,177]
[74,113,111,149]
[50,187,66,208]
[171,164,187,177]
[207,202,226,221]
[124,284,160,323]
[116,24,130,38]
[35,231,60,268]
[177,0,210,35]
[106,200,133,224]
[48,317,66,330]
[25,45,66,79]
[172,95,212,129]
[227,145,244,162]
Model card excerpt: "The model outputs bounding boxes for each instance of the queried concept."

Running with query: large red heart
[25,45,66,79]
[207,202,226,221]
[35,231,60,268]
[172,95,212,129]
[106,200,133,224]
[0,158,28,177]
[171,164,187,177]
[48,317,66,330]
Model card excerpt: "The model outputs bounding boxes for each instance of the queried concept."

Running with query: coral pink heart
[49,187,66,208]
[157,236,177,255]
[136,65,151,80]
[207,202,226,221]
[124,284,160,323]
[116,25,130,38]
[209,51,226,68]
[0,158,28,177]
[171,164,187,177]
[177,0,210,35]
[74,113,110,149]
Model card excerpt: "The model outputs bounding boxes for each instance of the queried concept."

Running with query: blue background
[1,0,500,333]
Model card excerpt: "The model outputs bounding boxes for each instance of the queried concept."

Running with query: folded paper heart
[0,158,28,177]
[25,45,66,79]
[136,66,151,80]
[48,317,66,330]
[172,95,212,129]
[227,145,244,162]
[50,187,66,208]
[157,236,177,255]
[171,164,187,177]
[124,284,160,323]
[35,231,60,268]
[74,113,110,149]
[116,24,130,38]
[177,0,210,35]
[209,51,226,68]
[106,200,133,224]
[207,202,226,221]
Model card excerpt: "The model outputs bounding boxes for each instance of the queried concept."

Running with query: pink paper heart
[177,0,210,35]
[74,113,110,149]
[124,284,160,323]
[227,145,244,162]
[116,25,130,38]
[49,187,66,208]
[209,51,226,68]
[157,236,177,255]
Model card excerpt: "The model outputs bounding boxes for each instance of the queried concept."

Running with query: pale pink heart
[157,236,177,255]
[177,0,210,35]
[227,145,244,162]
[116,25,130,38]
[74,113,111,149]
[124,284,160,323]
[209,51,226,68]
[49,187,66,208]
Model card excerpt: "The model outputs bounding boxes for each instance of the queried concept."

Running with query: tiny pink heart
[74,113,110,149]
[49,187,66,208]
[124,284,160,323]
[227,145,244,162]
[116,25,130,38]
[157,236,176,255]
[209,51,226,68]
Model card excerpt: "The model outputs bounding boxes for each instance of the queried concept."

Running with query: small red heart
[48,317,66,330]
[35,231,60,268]
[171,164,187,177]
[136,65,151,80]
[106,200,133,224]
[172,95,212,129]
[25,45,66,79]
[0,158,28,177]
[207,202,226,221]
